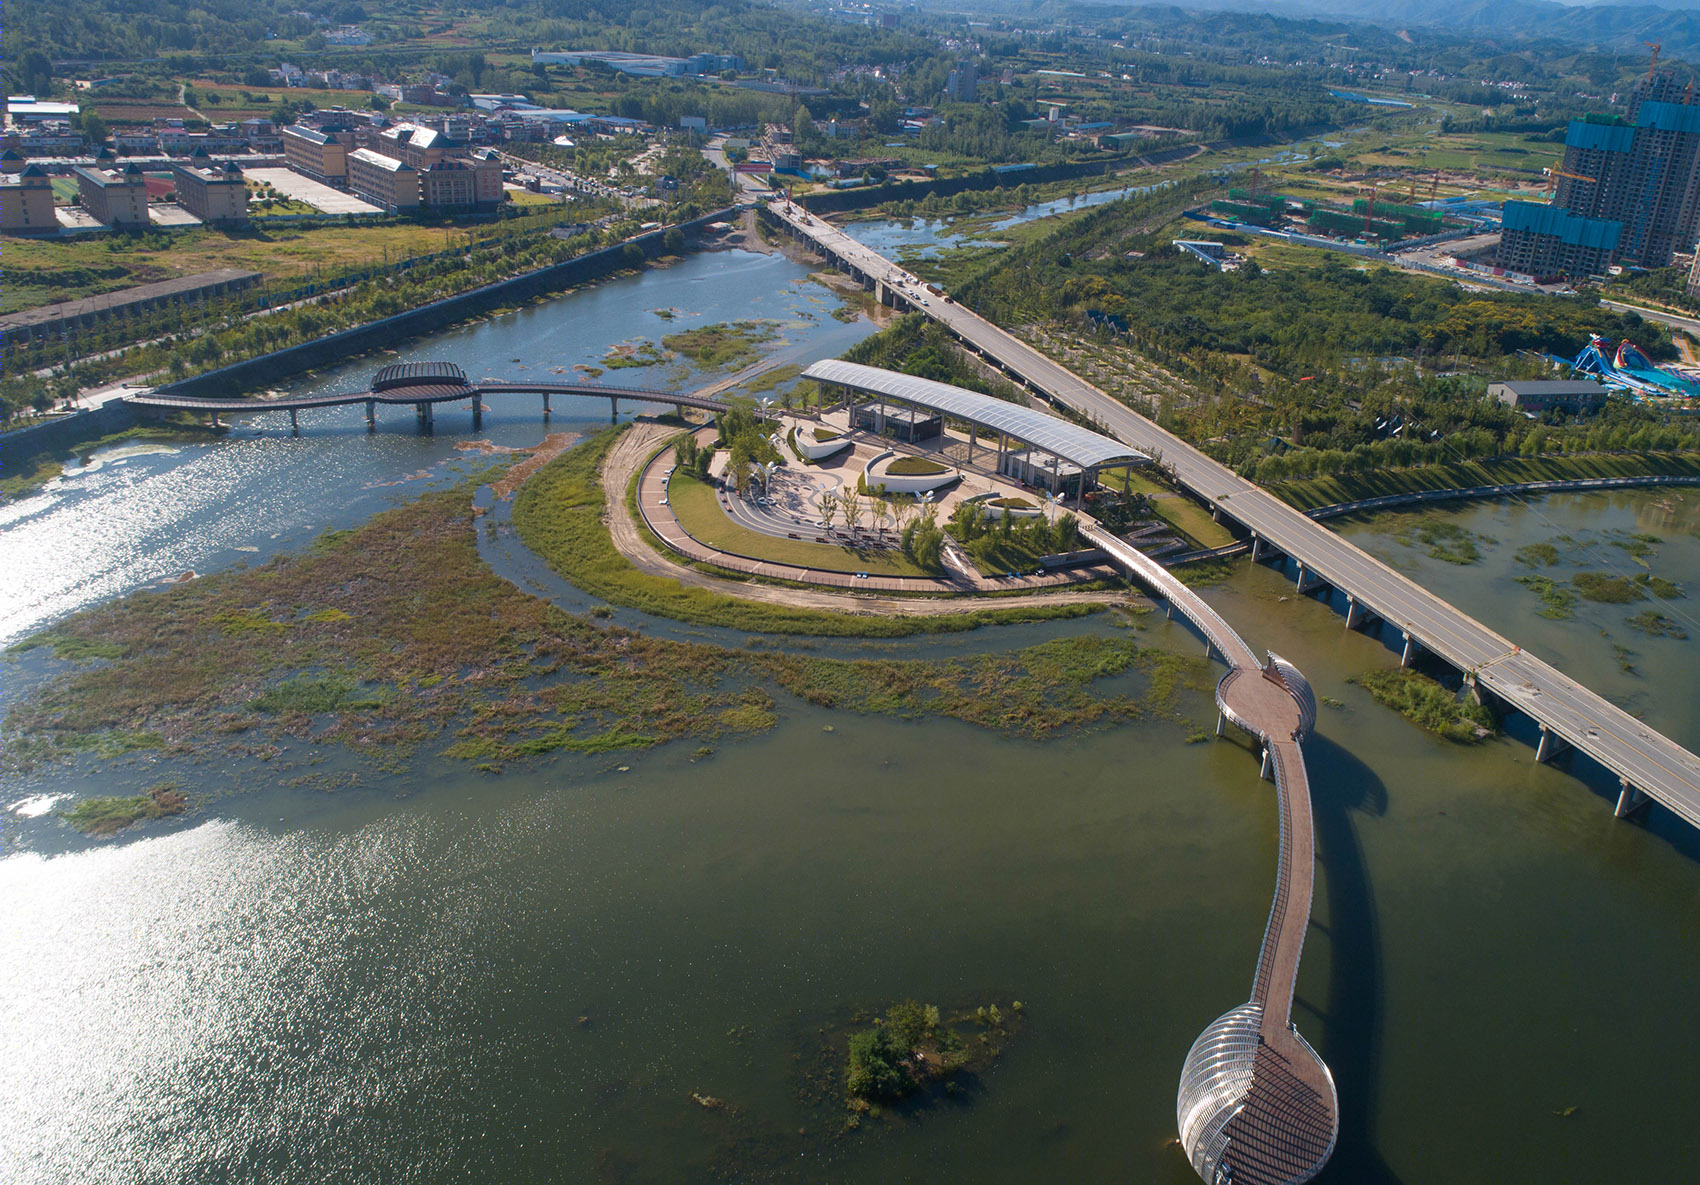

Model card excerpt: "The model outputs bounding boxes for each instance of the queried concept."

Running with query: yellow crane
[1544,167,1596,200]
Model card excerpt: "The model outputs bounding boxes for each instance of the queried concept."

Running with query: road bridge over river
[764,199,1700,831]
[124,362,729,432]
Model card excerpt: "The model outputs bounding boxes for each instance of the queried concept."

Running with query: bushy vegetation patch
[1352,668,1495,742]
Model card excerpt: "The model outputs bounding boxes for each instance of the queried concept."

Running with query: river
[3,246,1699,1184]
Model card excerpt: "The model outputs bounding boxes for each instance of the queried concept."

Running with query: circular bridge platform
[371,362,471,396]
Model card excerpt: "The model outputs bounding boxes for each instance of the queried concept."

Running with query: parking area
[245,168,384,216]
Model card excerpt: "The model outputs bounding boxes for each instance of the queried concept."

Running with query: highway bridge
[123,362,730,432]
[765,198,1700,832]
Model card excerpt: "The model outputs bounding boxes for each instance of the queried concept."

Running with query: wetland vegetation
[3,438,1205,798]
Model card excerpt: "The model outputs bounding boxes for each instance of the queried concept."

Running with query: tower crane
[1543,167,1595,201]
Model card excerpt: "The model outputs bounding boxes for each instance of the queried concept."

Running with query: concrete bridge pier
[610,396,619,423]
[1400,632,1418,667]
[1536,725,1570,764]
[289,408,299,434]
[1249,535,1267,562]
[366,400,376,432]
[471,395,482,430]
[543,392,551,420]
[1212,504,1225,524]
[1345,595,1368,629]
[1259,746,1272,781]
[415,401,433,433]
[1295,563,1321,593]
[1216,711,1225,737]
[1616,780,1651,819]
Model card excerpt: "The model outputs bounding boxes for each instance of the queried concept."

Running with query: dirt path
[600,421,1137,616]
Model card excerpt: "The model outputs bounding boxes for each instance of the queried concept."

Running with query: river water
[4,246,1700,1184]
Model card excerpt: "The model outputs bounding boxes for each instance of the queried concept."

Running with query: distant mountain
[1161,0,1700,63]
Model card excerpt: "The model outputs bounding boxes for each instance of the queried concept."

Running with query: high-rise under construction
[1499,72,1700,278]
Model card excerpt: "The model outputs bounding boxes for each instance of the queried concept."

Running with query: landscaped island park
[5,222,1700,1184]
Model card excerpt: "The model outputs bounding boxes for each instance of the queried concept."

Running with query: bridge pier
[289,408,299,434]
[1400,632,1417,667]
[1536,725,1571,764]
[1212,504,1225,524]
[471,395,482,430]
[415,401,433,433]
[1249,535,1266,562]
[1346,595,1362,629]
[366,400,376,431]
[1259,746,1272,781]
[543,392,551,419]
[610,396,619,423]
[1295,563,1321,593]
[1615,780,1650,819]
[1215,711,1225,738]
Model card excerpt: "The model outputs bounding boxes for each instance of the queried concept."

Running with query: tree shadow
[1301,732,1405,1185]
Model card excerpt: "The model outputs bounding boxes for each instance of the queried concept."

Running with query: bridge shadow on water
[1298,733,1405,1185]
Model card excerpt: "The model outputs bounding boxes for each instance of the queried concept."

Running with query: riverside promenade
[765,198,1700,830]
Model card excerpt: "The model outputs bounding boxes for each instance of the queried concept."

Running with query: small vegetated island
[840,999,1024,1126]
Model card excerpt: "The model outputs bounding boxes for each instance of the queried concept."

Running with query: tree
[662,227,685,255]
[80,113,110,146]
[19,50,52,97]
[840,488,861,531]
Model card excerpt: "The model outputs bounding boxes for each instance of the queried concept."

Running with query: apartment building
[171,159,248,225]
[0,163,55,232]
[282,124,351,185]
[346,148,419,212]
[1500,74,1700,276]
[73,163,149,228]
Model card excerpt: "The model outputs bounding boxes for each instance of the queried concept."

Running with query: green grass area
[1109,471,1236,548]
[512,426,1105,637]
[1269,453,1700,511]
[666,469,930,578]
[885,456,950,476]
[0,222,466,312]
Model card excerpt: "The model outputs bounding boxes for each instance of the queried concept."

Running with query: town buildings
[346,149,419,211]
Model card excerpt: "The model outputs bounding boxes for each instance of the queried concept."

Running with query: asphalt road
[771,199,1700,826]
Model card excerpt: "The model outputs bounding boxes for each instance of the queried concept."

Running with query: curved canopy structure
[801,359,1149,470]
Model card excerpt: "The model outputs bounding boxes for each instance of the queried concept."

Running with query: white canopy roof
[802,360,1149,469]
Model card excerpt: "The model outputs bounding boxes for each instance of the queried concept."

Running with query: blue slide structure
[1571,334,1700,397]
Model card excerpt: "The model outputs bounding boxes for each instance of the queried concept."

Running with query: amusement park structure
[1570,334,1700,398]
